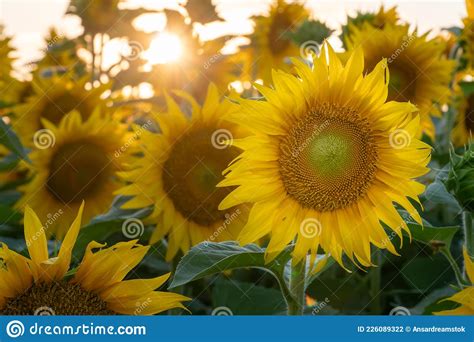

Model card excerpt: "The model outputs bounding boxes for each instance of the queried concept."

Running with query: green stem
[462,211,474,259]
[369,249,382,314]
[287,258,307,315]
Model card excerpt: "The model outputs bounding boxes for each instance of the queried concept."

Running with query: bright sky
[0,0,467,72]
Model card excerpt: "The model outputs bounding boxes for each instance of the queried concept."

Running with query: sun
[144,32,183,64]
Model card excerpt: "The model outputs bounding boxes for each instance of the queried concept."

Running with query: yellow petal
[24,205,49,265]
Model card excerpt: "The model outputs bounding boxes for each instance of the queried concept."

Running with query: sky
[0,0,468,73]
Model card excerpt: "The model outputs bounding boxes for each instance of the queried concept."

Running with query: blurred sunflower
[118,84,248,260]
[219,43,431,267]
[341,5,399,43]
[0,26,29,108]
[17,110,131,238]
[246,0,309,84]
[0,204,189,315]
[345,24,455,139]
[11,74,108,146]
[452,71,474,146]
[462,0,474,67]
[435,249,474,315]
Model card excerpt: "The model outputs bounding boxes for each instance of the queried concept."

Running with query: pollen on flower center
[46,141,111,204]
[0,281,114,315]
[162,127,240,226]
[279,103,379,212]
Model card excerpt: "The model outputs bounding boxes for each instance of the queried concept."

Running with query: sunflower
[435,249,474,315]
[17,110,131,238]
[219,43,431,267]
[11,74,108,146]
[341,5,399,43]
[452,71,474,146]
[345,24,455,139]
[462,0,474,67]
[0,203,189,315]
[117,84,248,260]
[246,0,309,84]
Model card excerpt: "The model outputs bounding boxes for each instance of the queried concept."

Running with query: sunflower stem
[287,258,307,315]
[440,248,465,288]
[462,211,474,259]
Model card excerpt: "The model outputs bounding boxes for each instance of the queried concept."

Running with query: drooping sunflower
[452,71,474,146]
[219,43,431,267]
[0,204,189,315]
[117,84,248,260]
[11,74,108,146]
[341,5,399,44]
[345,23,455,139]
[17,110,131,238]
[246,0,309,84]
[435,249,474,315]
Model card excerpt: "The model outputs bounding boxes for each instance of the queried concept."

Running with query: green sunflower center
[43,92,92,126]
[162,127,240,226]
[464,94,474,132]
[386,60,417,102]
[46,141,112,204]
[0,281,114,315]
[279,103,378,212]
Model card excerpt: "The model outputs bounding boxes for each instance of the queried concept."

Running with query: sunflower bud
[445,145,474,212]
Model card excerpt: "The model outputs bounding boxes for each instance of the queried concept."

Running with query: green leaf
[0,204,22,224]
[0,152,19,172]
[406,222,459,249]
[424,181,461,210]
[211,278,286,315]
[169,241,292,288]
[401,255,454,292]
[0,119,29,162]
[90,195,152,224]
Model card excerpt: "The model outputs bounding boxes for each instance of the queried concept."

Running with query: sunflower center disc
[386,61,417,102]
[163,127,240,226]
[47,141,111,203]
[0,281,113,315]
[279,104,378,212]
[43,92,91,126]
[464,94,474,132]
[268,12,292,54]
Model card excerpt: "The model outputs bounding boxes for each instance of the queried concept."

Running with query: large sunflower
[247,0,309,84]
[17,110,131,238]
[117,85,248,260]
[435,249,474,315]
[11,74,108,146]
[345,24,454,139]
[0,204,189,315]
[219,43,431,266]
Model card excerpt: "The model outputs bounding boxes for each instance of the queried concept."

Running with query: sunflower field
[0,0,473,318]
